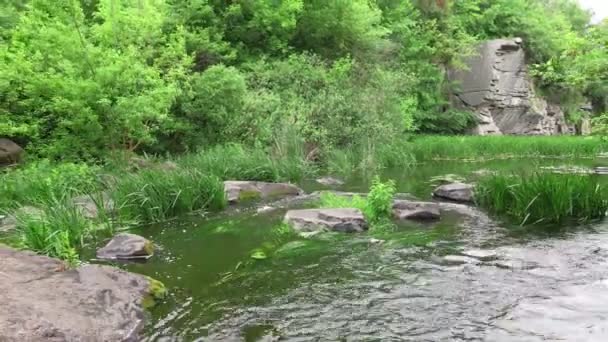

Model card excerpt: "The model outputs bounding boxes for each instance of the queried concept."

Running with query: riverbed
[96,158,608,341]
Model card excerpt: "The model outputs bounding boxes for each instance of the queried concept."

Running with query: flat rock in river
[0,245,153,341]
[97,233,154,260]
[392,200,440,220]
[433,182,475,203]
[284,208,368,233]
[461,249,498,262]
[224,181,303,203]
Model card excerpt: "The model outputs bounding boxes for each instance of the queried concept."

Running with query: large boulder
[449,38,573,135]
[0,138,24,165]
[284,208,368,233]
[0,206,43,232]
[433,182,475,203]
[224,181,303,203]
[97,233,154,260]
[0,245,160,341]
[392,200,440,220]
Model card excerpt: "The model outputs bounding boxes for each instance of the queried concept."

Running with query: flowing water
[99,158,608,341]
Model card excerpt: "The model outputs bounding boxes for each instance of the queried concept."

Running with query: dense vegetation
[1,0,606,161]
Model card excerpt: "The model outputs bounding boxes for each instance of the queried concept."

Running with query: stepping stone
[284,208,368,233]
[97,233,154,260]
[224,181,303,203]
[433,182,475,203]
[392,200,440,220]
[460,249,498,262]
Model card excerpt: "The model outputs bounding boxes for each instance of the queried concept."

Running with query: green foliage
[366,176,397,222]
[592,113,608,139]
[409,135,608,161]
[476,173,608,225]
[0,160,99,209]
[112,168,226,224]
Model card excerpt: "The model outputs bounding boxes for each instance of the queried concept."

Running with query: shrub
[366,176,396,222]
[476,173,608,226]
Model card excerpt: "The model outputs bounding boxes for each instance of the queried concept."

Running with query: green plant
[476,173,608,225]
[366,176,396,222]
[112,168,226,224]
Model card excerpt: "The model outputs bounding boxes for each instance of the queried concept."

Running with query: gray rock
[256,205,275,214]
[316,177,345,186]
[0,206,43,232]
[72,192,115,219]
[392,200,440,220]
[284,208,368,233]
[460,249,498,262]
[224,181,303,203]
[96,233,154,260]
[439,255,482,266]
[0,245,158,341]
[0,138,24,165]
[433,182,475,203]
[449,38,573,135]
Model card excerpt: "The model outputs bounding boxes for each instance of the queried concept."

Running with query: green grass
[178,143,314,183]
[410,136,607,161]
[112,168,226,224]
[14,196,101,265]
[476,173,608,226]
[0,160,100,210]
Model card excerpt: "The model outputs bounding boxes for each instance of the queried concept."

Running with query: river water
[107,158,608,341]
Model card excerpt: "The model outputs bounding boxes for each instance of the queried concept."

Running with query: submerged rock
[284,208,368,233]
[460,249,498,262]
[439,255,482,266]
[97,233,154,260]
[392,200,440,221]
[0,138,24,165]
[433,182,475,203]
[224,181,303,204]
[72,192,115,219]
[0,245,156,341]
[316,177,345,186]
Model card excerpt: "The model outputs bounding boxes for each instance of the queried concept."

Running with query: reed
[476,173,608,225]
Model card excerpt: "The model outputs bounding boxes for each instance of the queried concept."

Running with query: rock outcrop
[392,200,440,220]
[224,181,303,203]
[72,192,115,219]
[0,245,157,341]
[97,233,154,260]
[0,138,23,165]
[450,38,572,135]
[433,182,475,203]
[284,208,368,233]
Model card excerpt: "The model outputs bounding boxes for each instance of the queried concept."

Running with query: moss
[143,240,155,255]
[142,276,167,309]
[238,190,261,201]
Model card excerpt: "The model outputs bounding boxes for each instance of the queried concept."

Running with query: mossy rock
[238,190,262,201]
[142,276,167,309]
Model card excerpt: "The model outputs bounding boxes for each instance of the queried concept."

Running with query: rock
[0,138,24,165]
[433,182,475,203]
[392,200,440,220]
[439,255,482,266]
[284,208,368,233]
[96,233,154,260]
[129,156,179,172]
[449,38,573,135]
[460,249,498,262]
[595,167,608,175]
[256,205,275,214]
[224,181,303,203]
[0,245,159,341]
[0,206,43,232]
[72,192,115,219]
[369,238,385,245]
[316,177,345,186]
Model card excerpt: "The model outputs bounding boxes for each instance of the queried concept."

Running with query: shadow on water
[85,157,608,341]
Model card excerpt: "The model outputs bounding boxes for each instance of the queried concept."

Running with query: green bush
[366,176,396,222]
[476,173,608,225]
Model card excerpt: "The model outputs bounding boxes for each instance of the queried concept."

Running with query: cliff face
[450,38,573,135]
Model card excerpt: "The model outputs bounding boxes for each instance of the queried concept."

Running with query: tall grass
[476,173,608,225]
[0,160,100,209]
[14,195,99,265]
[410,136,607,161]
[178,144,313,183]
[112,168,226,223]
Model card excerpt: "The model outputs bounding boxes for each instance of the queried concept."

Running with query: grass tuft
[476,173,608,225]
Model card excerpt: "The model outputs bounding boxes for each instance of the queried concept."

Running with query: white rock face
[450,38,573,135]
